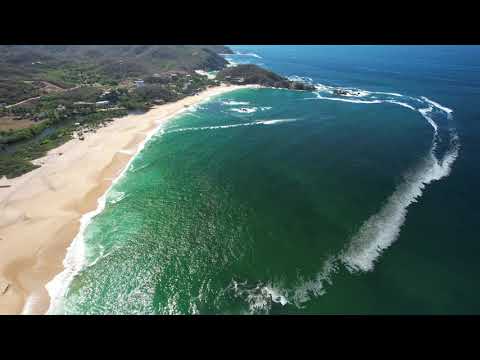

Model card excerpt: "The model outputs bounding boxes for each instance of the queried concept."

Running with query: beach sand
[0,84,251,315]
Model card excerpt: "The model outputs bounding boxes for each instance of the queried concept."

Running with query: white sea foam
[421,96,453,117]
[265,286,289,306]
[222,100,250,106]
[230,107,258,113]
[230,106,272,113]
[291,256,337,306]
[386,100,417,111]
[314,83,335,93]
[373,91,404,97]
[313,83,405,100]
[312,93,383,104]
[341,89,371,97]
[166,118,300,134]
[231,93,459,312]
[260,118,292,125]
[231,281,289,313]
[341,142,459,272]
[419,106,438,133]
[309,91,422,113]
[108,190,126,204]
[340,100,458,272]
[233,51,263,59]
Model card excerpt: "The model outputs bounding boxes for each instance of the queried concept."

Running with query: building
[95,100,110,107]
[134,80,145,88]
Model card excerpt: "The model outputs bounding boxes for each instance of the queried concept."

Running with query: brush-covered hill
[0,45,232,83]
[0,45,231,70]
[0,45,232,104]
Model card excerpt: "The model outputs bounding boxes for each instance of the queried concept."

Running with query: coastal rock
[288,81,316,91]
[333,88,362,96]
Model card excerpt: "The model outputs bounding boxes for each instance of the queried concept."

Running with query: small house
[134,80,145,88]
[95,100,110,107]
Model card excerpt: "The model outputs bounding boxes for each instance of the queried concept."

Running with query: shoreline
[0,84,253,314]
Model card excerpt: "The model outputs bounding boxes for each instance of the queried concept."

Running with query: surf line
[338,96,458,277]
[233,92,460,312]
[165,118,301,134]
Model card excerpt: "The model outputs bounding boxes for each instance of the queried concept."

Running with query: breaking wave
[232,51,263,59]
[311,94,383,104]
[108,190,126,205]
[230,280,289,314]
[166,118,301,134]
[386,100,417,111]
[229,106,272,114]
[233,86,460,313]
[230,107,258,114]
[222,100,251,106]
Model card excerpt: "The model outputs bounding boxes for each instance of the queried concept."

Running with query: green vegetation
[0,109,127,178]
[0,45,226,178]
[0,80,43,105]
[43,63,119,88]
[0,121,50,144]
[1,87,104,144]
[0,46,301,179]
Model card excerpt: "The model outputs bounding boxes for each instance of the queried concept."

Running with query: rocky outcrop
[216,64,316,91]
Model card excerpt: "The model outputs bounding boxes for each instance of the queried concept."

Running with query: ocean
[47,46,480,314]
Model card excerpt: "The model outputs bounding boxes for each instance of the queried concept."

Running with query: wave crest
[232,89,459,312]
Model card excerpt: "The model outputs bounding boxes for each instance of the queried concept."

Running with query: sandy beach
[0,84,251,315]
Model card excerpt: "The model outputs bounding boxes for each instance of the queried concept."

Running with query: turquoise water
[49,46,480,314]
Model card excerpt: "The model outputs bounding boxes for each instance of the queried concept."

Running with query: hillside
[0,45,231,71]
[0,45,231,88]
